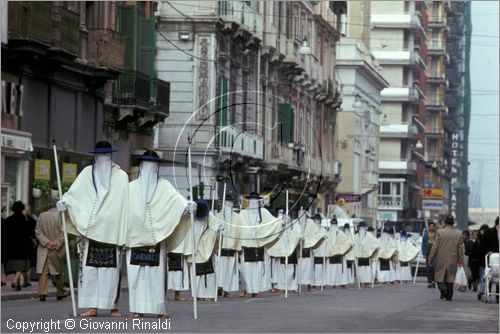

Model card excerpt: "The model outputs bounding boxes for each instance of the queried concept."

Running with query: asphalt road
[1,279,498,333]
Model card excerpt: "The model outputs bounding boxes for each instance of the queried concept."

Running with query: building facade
[371,0,429,231]
[156,1,344,214]
[336,0,389,226]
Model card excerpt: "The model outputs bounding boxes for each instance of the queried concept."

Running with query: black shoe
[427,283,433,288]
[57,293,69,301]
[432,283,436,288]
[477,293,484,301]
[22,282,31,287]
[39,295,46,301]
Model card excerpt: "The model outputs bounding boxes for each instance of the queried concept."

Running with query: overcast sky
[469,1,499,209]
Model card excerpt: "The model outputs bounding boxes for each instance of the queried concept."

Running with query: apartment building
[371,0,429,231]
[336,0,389,226]
[156,1,344,214]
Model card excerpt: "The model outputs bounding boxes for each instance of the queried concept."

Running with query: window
[277,103,294,144]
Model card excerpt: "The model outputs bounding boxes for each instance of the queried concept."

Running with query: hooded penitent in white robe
[312,220,331,287]
[214,202,241,293]
[268,215,301,291]
[343,228,356,284]
[62,156,129,310]
[376,232,398,283]
[326,225,352,287]
[238,200,281,294]
[353,228,379,284]
[298,217,324,286]
[126,162,190,315]
[397,237,419,282]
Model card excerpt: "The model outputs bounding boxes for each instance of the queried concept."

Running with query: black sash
[130,244,160,267]
[358,257,370,267]
[220,249,235,257]
[86,240,117,268]
[280,251,298,265]
[302,248,311,258]
[196,259,214,276]
[379,258,390,271]
[329,255,343,264]
[346,260,354,269]
[167,253,183,272]
[243,247,264,262]
[400,261,409,267]
[314,257,324,265]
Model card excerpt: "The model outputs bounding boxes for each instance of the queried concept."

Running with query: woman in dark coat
[3,201,32,290]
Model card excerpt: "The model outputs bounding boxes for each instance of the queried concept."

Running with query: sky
[469,1,499,209]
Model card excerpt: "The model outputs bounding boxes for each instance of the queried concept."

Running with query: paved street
[1,278,498,333]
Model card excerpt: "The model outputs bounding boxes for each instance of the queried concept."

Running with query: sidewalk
[1,275,130,301]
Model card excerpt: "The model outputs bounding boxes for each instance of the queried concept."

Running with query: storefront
[1,127,33,217]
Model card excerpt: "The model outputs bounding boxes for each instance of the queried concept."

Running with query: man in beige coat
[428,216,464,301]
[35,204,67,301]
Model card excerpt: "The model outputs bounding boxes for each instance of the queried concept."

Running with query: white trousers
[79,239,121,310]
[126,242,167,315]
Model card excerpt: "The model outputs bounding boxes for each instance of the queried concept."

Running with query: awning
[1,128,33,152]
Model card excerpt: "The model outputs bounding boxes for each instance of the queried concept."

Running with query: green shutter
[138,17,157,77]
[120,6,137,71]
[278,103,294,144]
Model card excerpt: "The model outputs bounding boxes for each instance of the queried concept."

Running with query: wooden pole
[285,188,289,299]
[214,182,227,302]
[187,142,198,319]
[52,142,77,317]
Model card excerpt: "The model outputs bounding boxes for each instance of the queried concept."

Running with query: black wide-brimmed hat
[367,227,374,232]
[245,191,262,199]
[383,227,391,234]
[137,150,161,162]
[358,221,367,228]
[331,217,338,225]
[312,213,323,221]
[343,223,350,230]
[89,141,118,154]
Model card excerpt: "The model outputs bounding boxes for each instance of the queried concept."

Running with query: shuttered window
[218,76,228,127]
[278,103,294,144]
[138,17,156,77]
[120,5,137,71]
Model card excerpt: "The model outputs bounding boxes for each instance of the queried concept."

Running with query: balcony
[372,50,426,68]
[428,38,446,55]
[322,159,342,180]
[428,15,447,29]
[151,78,170,117]
[114,70,152,109]
[218,1,263,41]
[426,126,444,138]
[8,2,53,47]
[87,29,124,72]
[219,126,264,160]
[381,86,423,102]
[379,160,417,174]
[371,12,422,30]
[427,71,446,84]
[378,195,405,210]
[380,123,418,138]
[8,2,80,56]
[426,98,446,111]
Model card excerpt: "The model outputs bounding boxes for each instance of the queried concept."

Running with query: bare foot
[158,314,170,319]
[129,313,143,318]
[80,309,97,317]
[239,290,246,298]
[110,309,121,317]
[308,287,316,292]
[251,293,262,298]
[175,296,193,301]
[293,289,300,293]
[269,288,279,293]
[223,292,230,298]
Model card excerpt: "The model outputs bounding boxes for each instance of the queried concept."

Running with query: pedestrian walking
[468,230,481,291]
[3,201,32,291]
[35,202,67,301]
[480,217,499,303]
[22,204,38,287]
[422,221,436,288]
[475,224,489,300]
[428,216,464,301]
[462,230,473,289]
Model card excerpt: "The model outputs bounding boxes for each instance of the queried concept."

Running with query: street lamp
[415,140,423,149]
[298,38,312,55]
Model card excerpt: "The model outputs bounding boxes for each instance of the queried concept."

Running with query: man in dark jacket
[475,224,490,300]
[468,230,481,291]
[421,221,436,288]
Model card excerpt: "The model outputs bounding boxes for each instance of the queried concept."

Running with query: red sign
[337,193,362,203]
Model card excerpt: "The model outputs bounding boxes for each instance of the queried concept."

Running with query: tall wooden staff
[413,227,424,285]
[298,206,304,293]
[214,181,226,302]
[187,139,198,319]
[52,142,77,317]
[285,187,289,299]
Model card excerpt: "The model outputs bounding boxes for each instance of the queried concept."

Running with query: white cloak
[62,165,128,245]
[127,179,189,248]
